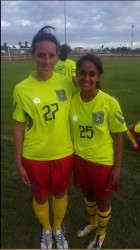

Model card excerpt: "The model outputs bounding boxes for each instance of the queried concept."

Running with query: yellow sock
[33,198,51,232]
[97,207,111,235]
[84,197,98,225]
[127,130,137,145]
[52,192,68,232]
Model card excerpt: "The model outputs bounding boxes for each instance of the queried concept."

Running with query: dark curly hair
[31,25,60,54]
[59,44,70,61]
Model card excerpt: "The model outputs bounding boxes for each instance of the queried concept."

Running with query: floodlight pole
[64,0,66,43]
[131,24,134,51]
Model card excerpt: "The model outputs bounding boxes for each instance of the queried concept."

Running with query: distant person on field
[54,44,77,87]
[70,54,127,249]
[127,121,140,150]
[13,25,76,249]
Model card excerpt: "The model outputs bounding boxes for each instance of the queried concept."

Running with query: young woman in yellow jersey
[13,26,76,249]
[70,54,127,249]
[54,44,77,87]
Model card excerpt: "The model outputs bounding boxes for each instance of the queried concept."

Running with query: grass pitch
[1,57,140,249]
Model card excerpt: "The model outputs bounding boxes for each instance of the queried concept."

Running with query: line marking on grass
[1,134,13,142]
[2,170,19,179]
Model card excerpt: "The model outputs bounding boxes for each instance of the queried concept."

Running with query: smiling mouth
[82,82,90,86]
[42,67,50,70]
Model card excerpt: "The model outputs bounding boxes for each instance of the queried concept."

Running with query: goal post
[8,48,32,61]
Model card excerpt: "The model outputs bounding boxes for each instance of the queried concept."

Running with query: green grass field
[1,57,140,249]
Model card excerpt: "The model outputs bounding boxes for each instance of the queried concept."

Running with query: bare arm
[14,120,31,186]
[72,76,77,88]
[109,132,123,185]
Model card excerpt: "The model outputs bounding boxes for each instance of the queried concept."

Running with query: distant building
[74,47,84,54]
[1,50,6,54]
[94,49,102,54]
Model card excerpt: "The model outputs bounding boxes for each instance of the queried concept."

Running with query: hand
[17,165,31,186]
[109,166,120,185]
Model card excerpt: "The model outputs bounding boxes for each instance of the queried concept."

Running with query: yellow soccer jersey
[13,72,76,160]
[54,59,76,78]
[134,121,140,133]
[70,90,127,165]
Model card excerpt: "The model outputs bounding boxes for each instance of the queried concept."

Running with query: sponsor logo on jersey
[73,115,78,121]
[92,112,104,125]
[56,90,67,101]
[34,97,40,104]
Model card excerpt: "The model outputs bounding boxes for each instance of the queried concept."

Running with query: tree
[1,42,8,52]
[25,41,28,48]
[18,41,22,48]
[3,42,8,49]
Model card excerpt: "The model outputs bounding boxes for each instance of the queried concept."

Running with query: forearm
[109,132,123,185]
[13,120,25,169]
[14,121,31,186]
[112,132,123,168]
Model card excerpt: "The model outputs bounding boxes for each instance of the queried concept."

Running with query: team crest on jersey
[92,112,104,125]
[56,90,67,101]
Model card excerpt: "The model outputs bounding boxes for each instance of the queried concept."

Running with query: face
[33,41,58,79]
[77,60,101,92]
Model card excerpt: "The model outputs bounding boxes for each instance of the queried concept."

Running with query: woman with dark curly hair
[13,26,76,249]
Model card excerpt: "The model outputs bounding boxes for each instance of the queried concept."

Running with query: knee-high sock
[127,130,137,145]
[84,197,98,225]
[52,192,68,232]
[33,198,51,232]
[97,207,111,235]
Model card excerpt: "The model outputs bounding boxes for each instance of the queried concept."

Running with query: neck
[34,72,53,81]
[80,89,98,102]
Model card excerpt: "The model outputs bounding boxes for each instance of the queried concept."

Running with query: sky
[1,1,140,50]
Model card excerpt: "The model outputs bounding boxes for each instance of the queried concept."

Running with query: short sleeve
[134,121,140,133]
[13,85,26,122]
[108,99,127,133]
[71,61,76,76]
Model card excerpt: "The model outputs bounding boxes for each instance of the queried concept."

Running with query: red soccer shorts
[130,124,140,138]
[73,155,118,197]
[22,154,73,197]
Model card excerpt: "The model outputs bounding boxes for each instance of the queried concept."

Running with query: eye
[38,53,45,57]
[89,71,96,77]
[79,70,86,76]
[49,53,55,58]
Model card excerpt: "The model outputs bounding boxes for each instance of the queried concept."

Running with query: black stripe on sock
[98,212,111,218]
[86,204,97,208]
[98,225,106,229]
[88,213,97,217]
